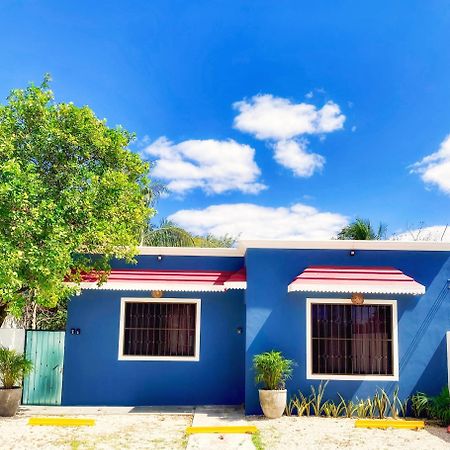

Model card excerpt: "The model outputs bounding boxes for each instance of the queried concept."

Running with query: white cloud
[411,135,450,195]
[393,225,450,242]
[273,139,325,177]
[232,94,345,177]
[233,94,345,141]
[141,137,266,195]
[169,203,348,240]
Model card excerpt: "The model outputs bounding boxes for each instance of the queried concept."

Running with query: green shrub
[412,387,450,425]
[339,394,357,418]
[253,351,295,390]
[287,391,312,417]
[288,384,409,420]
[310,381,329,416]
[411,391,429,417]
[389,386,408,419]
[373,389,389,419]
[296,391,312,416]
[430,387,450,425]
[285,395,297,416]
[322,399,344,418]
[0,347,33,389]
[355,398,373,419]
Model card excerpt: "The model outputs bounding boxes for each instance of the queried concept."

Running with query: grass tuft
[251,430,265,450]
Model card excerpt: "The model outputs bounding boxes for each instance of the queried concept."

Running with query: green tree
[0,76,152,326]
[193,234,235,248]
[143,219,196,247]
[337,218,387,240]
[142,219,235,248]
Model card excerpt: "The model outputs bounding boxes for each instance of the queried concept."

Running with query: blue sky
[1,1,449,240]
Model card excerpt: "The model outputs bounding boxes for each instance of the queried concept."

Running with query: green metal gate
[22,331,65,405]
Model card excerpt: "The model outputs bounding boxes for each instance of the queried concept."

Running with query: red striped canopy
[224,268,246,289]
[288,266,425,295]
[77,268,246,292]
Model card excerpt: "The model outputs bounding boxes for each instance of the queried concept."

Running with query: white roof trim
[288,282,425,296]
[138,246,244,257]
[136,240,450,257]
[77,282,225,292]
[223,281,247,290]
[238,239,450,252]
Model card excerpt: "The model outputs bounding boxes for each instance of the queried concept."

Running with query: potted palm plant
[0,347,33,416]
[253,350,295,419]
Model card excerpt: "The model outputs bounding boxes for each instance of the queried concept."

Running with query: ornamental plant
[0,347,33,389]
[412,387,450,425]
[0,75,153,324]
[286,384,409,419]
[253,351,295,390]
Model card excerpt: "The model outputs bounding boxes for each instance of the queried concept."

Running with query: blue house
[62,240,450,414]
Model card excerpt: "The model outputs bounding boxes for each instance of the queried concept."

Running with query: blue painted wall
[244,249,450,414]
[62,249,450,412]
[62,255,246,406]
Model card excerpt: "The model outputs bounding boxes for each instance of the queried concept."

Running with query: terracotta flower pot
[0,387,22,417]
[259,389,287,419]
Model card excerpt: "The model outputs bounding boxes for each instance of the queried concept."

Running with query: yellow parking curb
[28,417,95,427]
[186,425,258,434]
[355,419,424,430]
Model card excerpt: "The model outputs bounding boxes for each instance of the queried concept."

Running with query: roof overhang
[138,246,244,257]
[288,266,426,296]
[238,239,450,252]
[73,268,246,292]
[116,240,450,258]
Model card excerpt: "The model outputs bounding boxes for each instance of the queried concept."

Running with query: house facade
[62,240,450,414]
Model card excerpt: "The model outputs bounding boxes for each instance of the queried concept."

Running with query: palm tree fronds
[337,218,387,240]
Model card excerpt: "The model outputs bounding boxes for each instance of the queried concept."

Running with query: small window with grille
[307,299,398,380]
[119,298,201,361]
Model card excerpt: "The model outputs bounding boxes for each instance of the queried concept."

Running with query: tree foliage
[0,76,152,323]
[142,219,196,247]
[193,233,235,248]
[337,218,387,240]
[143,219,235,248]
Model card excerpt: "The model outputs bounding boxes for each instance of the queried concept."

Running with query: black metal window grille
[123,302,197,357]
[311,303,393,376]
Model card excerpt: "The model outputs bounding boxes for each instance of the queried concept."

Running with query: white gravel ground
[248,416,450,450]
[1,410,450,450]
[0,412,192,450]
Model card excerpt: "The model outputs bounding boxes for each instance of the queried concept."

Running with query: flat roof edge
[237,240,450,252]
[137,240,450,256]
[138,246,244,257]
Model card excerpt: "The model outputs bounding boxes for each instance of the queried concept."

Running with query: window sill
[307,373,399,381]
[118,355,200,362]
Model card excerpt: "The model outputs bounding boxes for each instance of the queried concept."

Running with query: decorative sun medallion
[351,293,364,305]
[151,290,164,298]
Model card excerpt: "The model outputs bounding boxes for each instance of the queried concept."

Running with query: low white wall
[0,328,25,353]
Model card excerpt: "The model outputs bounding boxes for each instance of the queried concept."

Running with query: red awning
[76,268,246,292]
[224,268,247,289]
[288,266,425,295]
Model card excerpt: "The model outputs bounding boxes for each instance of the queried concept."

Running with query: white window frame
[118,297,201,362]
[306,298,399,381]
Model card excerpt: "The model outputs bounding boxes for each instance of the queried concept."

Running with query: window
[118,298,201,361]
[306,299,398,380]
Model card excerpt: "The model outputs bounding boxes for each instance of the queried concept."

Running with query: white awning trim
[288,283,425,295]
[224,281,247,290]
[76,282,226,292]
